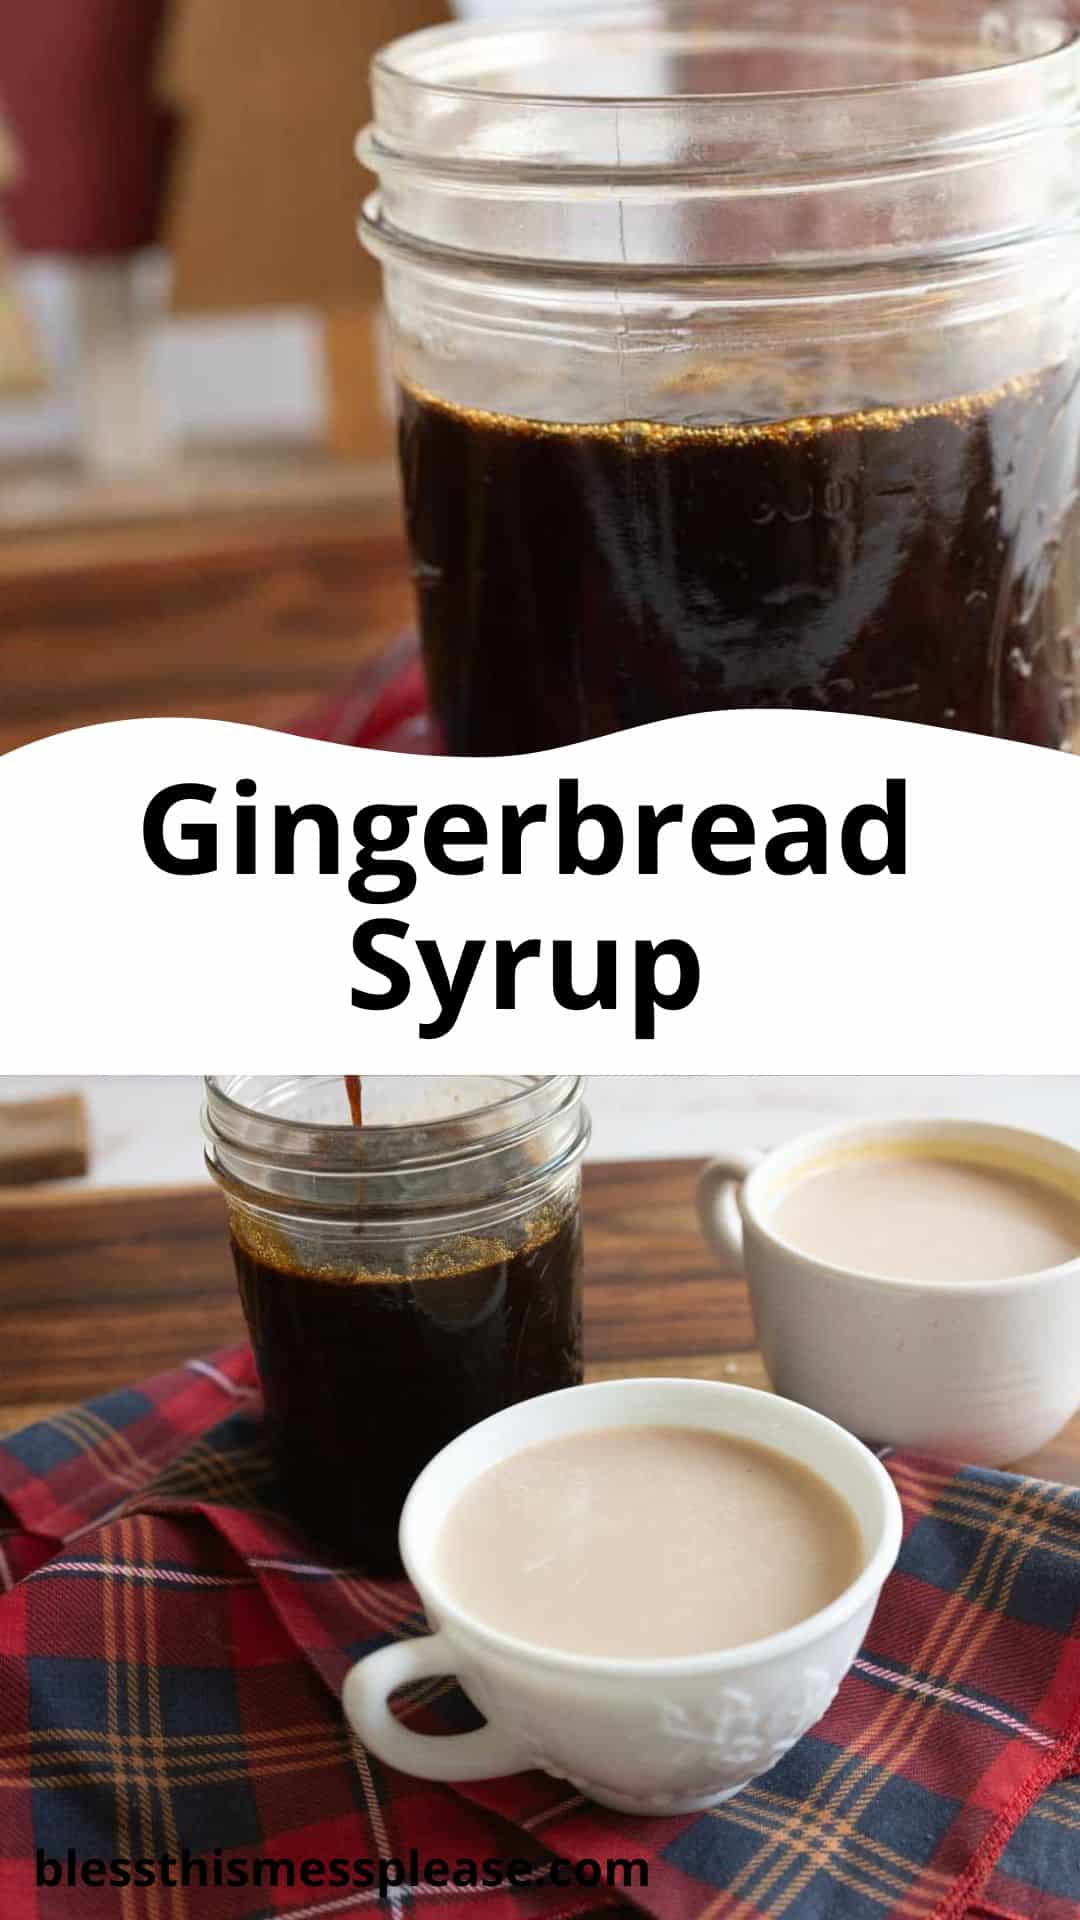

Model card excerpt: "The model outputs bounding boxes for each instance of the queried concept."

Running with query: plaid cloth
[294,635,437,754]
[1,1352,1080,1920]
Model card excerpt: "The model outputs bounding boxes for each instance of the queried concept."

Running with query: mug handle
[697,1151,763,1268]
[343,1633,528,1782]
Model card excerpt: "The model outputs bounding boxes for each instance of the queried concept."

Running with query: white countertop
[3,1076,1080,1194]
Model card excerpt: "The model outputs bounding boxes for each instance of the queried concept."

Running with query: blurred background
[0,0,456,488]
[0,0,492,757]
[3,1076,1080,1191]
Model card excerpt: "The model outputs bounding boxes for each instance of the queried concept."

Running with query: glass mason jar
[360,0,1080,754]
[204,1075,589,1572]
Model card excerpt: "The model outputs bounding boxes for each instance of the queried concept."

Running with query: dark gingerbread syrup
[399,363,1080,753]
[344,1074,363,1127]
[230,1201,583,1572]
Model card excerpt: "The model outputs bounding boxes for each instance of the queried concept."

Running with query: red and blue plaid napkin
[1,1349,1080,1920]
[293,633,437,754]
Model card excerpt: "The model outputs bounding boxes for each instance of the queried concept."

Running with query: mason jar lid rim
[363,7,1080,273]
[203,1074,585,1168]
[203,1106,584,1179]
[370,4,1078,114]
[204,1132,589,1227]
[361,117,1080,185]
[360,193,1080,290]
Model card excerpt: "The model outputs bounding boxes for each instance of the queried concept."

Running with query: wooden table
[3,1158,1079,1485]
[0,508,411,756]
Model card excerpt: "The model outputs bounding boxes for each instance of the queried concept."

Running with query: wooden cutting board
[0,513,410,757]
[2,1158,1078,1485]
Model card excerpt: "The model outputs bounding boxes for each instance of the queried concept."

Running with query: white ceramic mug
[342,1377,901,1816]
[699,1118,1080,1465]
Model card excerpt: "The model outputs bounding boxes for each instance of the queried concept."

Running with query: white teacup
[342,1377,901,1816]
[699,1118,1080,1465]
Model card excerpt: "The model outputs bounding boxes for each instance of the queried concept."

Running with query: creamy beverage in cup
[699,1120,1080,1463]
[343,1378,902,1815]
[437,1424,862,1658]
[770,1152,1080,1283]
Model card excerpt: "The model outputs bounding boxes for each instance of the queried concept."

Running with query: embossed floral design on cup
[342,1379,902,1816]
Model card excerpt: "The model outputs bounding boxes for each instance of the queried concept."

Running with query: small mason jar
[360,0,1080,753]
[204,1076,589,1572]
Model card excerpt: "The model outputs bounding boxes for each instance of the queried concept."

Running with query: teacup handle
[343,1633,528,1781]
[697,1151,763,1267]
